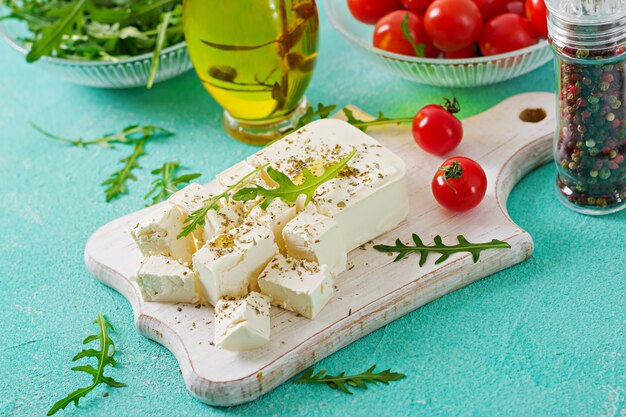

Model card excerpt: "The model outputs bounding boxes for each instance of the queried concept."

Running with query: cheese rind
[131,205,198,264]
[193,225,277,306]
[214,292,271,351]
[136,255,199,303]
[258,253,334,319]
[282,206,347,274]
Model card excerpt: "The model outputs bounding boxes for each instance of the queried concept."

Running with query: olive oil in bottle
[183,0,319,143]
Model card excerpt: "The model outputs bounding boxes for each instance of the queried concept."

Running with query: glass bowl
[323,0,553,87]
[0,18,192,89]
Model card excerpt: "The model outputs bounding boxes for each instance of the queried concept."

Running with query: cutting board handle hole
[519,108,547,123]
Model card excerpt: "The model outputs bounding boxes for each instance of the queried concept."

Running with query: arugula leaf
[400,12,425,58]
[296,102,337,129]
[102,139,145,202]
[294,365,405,395]
[342,108,395,132]
[146,10,172,89]
[144,161,201,205]
[233,148,357,209]
[177,166,267,239]
[26,0,87,62]
[373,234,511,266]
[47,315,126,416]
[30,122,173,148]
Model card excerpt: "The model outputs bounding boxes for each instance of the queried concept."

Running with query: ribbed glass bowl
[324,0,553,87]
[0,18,192,89]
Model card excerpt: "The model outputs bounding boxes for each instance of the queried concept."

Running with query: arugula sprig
[102,139,146,202]
[374,234,511,266]
[30,122,173,148]
[232,148,357,209]
[144,161,201,205]
[47,315,126,416]
[342,108,412,132]
[177,166,267,239]
[294,365,405,395]
[295,102,337,129]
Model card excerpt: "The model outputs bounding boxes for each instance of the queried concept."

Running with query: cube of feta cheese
[168,183,211,216]
[136,255,200,303]
[282,206,347,274]
[203,198,246,243]
[214,292,271,351]
[258,253,333,319]
[246,198,297,252]
[131,205,199,264]
[193,225,277,306]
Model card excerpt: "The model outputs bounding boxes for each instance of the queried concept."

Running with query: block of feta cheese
[193,224,277,306]
[281,205,346,274]
[246,198,297,252]
[216,119,408,251]
[136,255,200,303]
[131,205,199,264]
[258,253,334,319]
[214,292,271,351]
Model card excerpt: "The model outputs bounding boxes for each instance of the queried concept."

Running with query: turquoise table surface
[1,5,625,417]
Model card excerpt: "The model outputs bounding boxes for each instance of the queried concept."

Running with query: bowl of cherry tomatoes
[324,0,552,87]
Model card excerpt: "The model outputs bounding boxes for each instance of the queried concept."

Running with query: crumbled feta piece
[203,198,246,243]
[214,292,271,351]
[246,198,297,252]
[131,205,199,264]
[193,225,277,306]
[258,253,333,319]
[282,205,347,274]
[136,255,199,303]
[168,183,211,216]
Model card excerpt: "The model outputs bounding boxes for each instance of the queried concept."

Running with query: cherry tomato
[525,0,548,38]
[401,0,434,11]
[412,98,463,155]
[432,157,487,211]
[504,1,525,15]
[424,0,483,52]
[373,11,439,57]
[348,0,403,24]
[471,0,506,22]
[443,44,477,58]
[478,14,537,56]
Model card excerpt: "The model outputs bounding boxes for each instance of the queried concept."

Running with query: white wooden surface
[84,92,556,406]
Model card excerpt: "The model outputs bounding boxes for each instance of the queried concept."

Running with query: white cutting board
[85,92,555,406]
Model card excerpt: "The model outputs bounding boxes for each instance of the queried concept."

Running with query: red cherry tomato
[471,0,506,22]
[424,0,483,52]
[443,44,477,58]
[348,0,403,24]
[525,0,548,38]
[400,0,434,11]
[412,98,463,155]
[432,157,487,211]
[504,1,525,15]
[373,10,439,57]
[478,14,537,56]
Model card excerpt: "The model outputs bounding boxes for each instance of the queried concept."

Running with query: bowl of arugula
[0,0,191,88]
